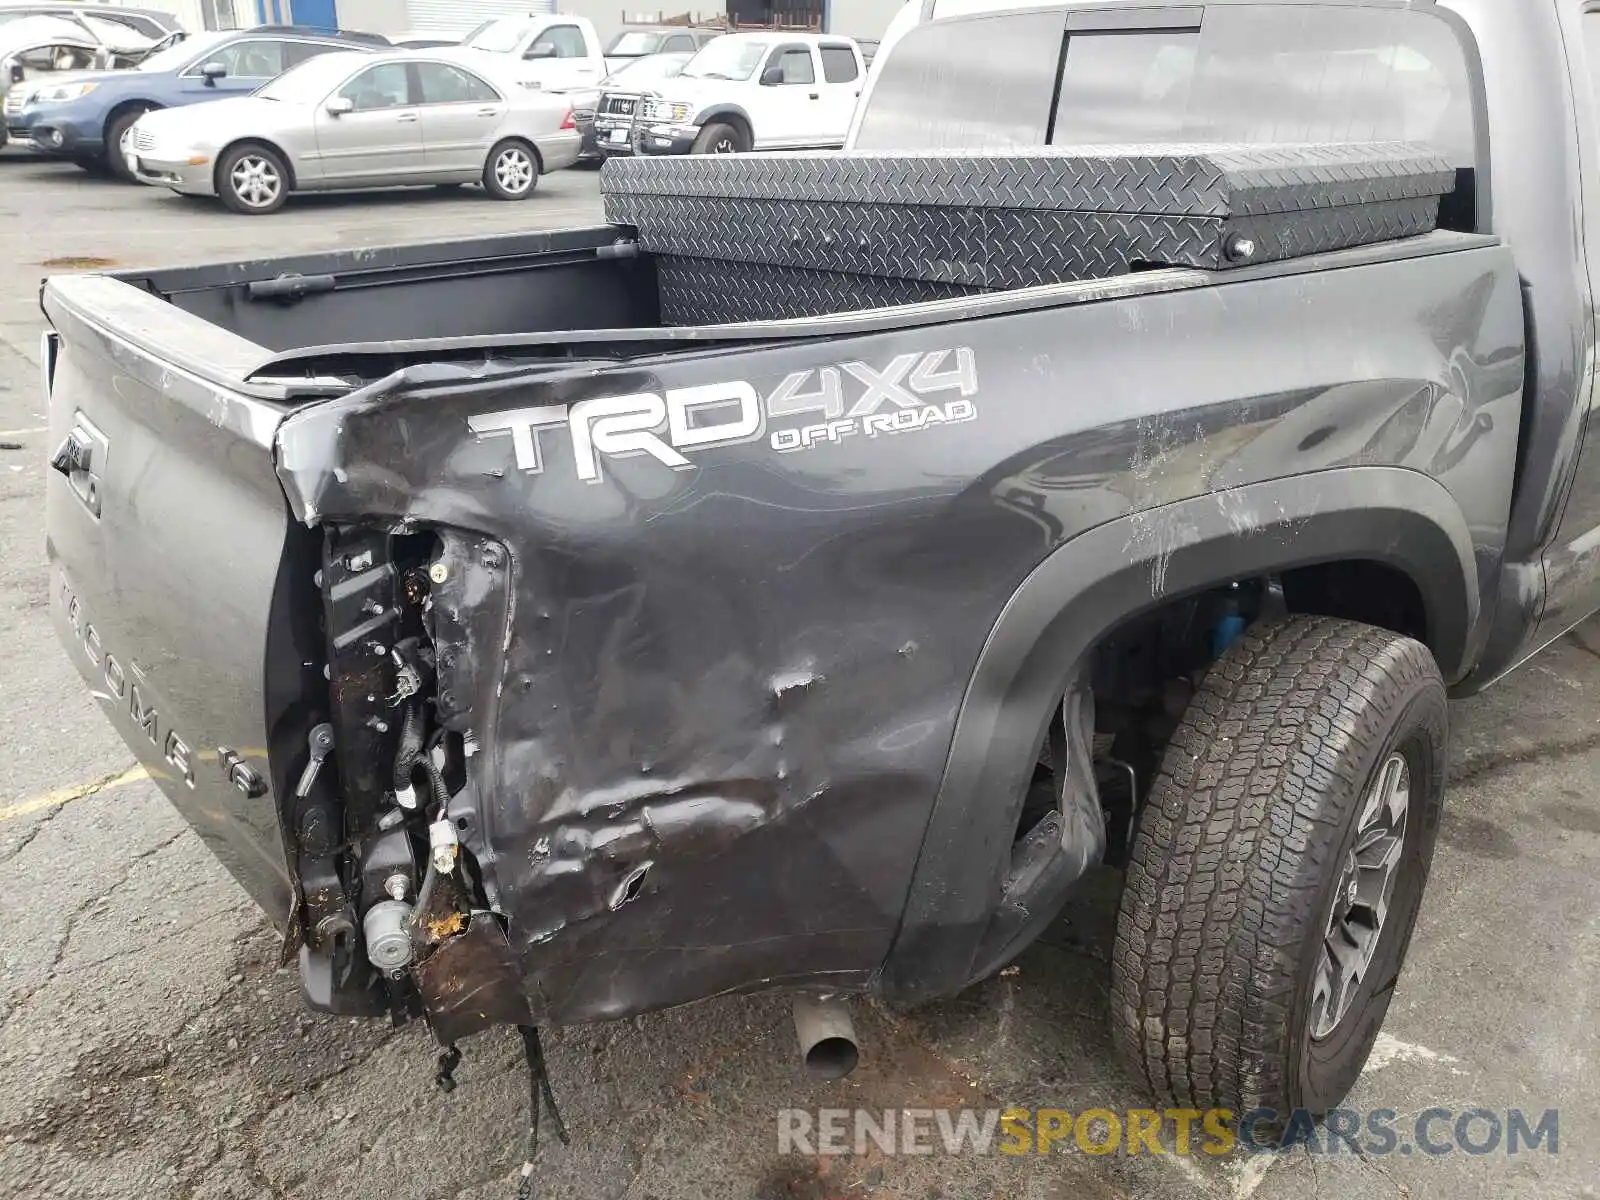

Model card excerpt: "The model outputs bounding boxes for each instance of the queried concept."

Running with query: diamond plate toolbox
[600,143,1454,324]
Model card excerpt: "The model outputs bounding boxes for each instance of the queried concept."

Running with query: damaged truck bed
[38,0,1600,1132]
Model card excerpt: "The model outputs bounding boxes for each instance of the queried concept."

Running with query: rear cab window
[821,44,859,83]
[857,3,1480,226]
[1050,7,1473,161]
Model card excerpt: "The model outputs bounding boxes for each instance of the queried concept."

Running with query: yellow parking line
[0,765,149,824]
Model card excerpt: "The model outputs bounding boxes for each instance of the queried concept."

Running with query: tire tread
[1110,616,1443,1111]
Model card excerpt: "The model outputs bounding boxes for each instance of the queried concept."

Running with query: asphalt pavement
[0,151,1595,1200]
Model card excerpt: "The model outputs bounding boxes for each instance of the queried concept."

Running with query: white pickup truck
[458,12,605,94]
[602,32,865,155]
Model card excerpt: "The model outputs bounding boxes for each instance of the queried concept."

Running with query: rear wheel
[1111,616,1447,1118]
[105,106,152,182]
[482,139,538,200]
[217,142,289,214]
[690,121,748,155]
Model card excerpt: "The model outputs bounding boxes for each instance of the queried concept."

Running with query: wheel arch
[691,104,753,143]
[216,136,297,192]
[878,466,1479,1001]
[102,97,161,145]
[492,135,542,174]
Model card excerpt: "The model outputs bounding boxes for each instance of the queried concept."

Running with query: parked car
[1,15,111,145]
[40,0,1592,1146]
[0,2,183,43]
[128,48,579,213]
[9,24,385,179]
[601,24,719,73]
[457,13,602,93]
[627,32,865,154]
[583,49,692,158]
[392,35,462,50]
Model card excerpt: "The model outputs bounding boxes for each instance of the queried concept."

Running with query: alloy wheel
[229,155,282,209]
[1308,752,1411,1039]
[494,147,534,195]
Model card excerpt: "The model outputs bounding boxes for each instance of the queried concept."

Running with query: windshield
[681,37,767,81]
[81,15,155,50]
[253,53,361,101]
[465,17,535,54]
[139,28,227,72]
[604,51,690,86]
[605,31,662,57]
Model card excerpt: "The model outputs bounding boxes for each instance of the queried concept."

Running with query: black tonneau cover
[601,142,1455,322]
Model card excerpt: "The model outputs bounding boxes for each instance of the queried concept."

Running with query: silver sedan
[126,49,581,214]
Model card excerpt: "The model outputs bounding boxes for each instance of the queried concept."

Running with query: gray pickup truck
[36,0,1600,1134]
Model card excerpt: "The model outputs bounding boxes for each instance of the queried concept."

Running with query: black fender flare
[690,103,754,138]
[878,466,1479,1001]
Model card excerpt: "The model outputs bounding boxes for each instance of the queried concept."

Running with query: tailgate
[42,274,298,921]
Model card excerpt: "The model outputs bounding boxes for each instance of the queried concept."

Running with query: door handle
[808,92,819,100]
[476,107,498,118]
[396,111,419,122]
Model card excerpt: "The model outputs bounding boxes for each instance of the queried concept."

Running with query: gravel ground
[0,149,1595,1200]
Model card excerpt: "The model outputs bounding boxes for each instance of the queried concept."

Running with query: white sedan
[126,48,581,214]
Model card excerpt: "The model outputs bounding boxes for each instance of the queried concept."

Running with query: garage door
[404,0,556,35]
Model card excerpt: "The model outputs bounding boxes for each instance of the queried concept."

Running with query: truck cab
[626,32,864,155]
[601,24,720,74]
[458,12,603,94]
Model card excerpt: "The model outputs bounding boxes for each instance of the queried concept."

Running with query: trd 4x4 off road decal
[469,348,977,482]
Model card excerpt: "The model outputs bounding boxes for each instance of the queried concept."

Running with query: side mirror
[524,43,558,60]
[325,95,353,116]
[759,66,783,86]
[200,60,227,84]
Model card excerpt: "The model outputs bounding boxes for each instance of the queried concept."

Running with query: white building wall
[823,0,909,39]
[554,2,653,45]
[330,0,389,33]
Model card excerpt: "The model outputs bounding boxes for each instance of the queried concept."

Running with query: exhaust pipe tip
[793,995,860,1081]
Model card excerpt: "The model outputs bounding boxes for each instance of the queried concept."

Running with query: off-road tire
[105,106,152,182]
[691,121,748,155]
[1111,616,1447,1118]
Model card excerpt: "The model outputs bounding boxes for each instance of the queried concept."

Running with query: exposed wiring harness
[515,1025,569,1199]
